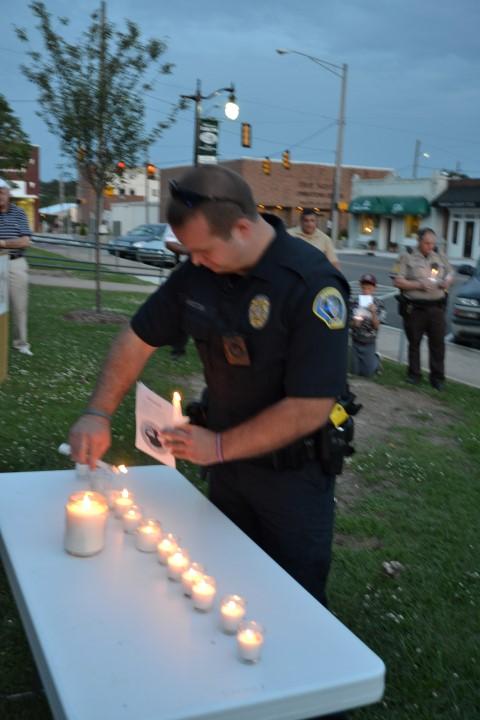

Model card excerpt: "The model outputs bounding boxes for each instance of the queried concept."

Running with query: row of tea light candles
[64,486,264,662]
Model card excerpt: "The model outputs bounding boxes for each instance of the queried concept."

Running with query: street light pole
[412,139,430,178]
[181,79,239,167]
[276,49,348,246]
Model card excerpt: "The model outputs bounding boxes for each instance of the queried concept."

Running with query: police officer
[394,227,453,390]
[69,166,349,610]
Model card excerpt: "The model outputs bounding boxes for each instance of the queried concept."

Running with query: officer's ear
[230,217,253,241]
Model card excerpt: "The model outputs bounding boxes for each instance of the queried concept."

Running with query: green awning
[349,196,387,215]
[349,196,430,217]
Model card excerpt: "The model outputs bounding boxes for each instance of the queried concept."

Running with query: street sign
[197,117,219,165]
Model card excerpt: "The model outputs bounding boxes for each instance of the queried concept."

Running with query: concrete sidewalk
[377,324,480,389]
[29,271,480,389]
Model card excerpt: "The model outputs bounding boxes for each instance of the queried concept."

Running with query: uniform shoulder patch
[248,294,271,329]
[312,287,346,329]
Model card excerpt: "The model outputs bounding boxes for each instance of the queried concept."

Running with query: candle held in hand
[172,391,188,425]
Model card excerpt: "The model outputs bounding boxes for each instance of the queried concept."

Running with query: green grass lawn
[1,285,479,719]
[27,245,156,285]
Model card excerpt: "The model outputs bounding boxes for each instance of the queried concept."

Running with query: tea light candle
[113,488,134,518]
[167,548,190,581]
[191,575,216,612]
[107,488,122,510]
[64,491,109,557]
[237,621,264,663]
[135,519,162,552]
[122,505,143,534]
[181,562,204,596]
[157,533,179,564]
[219,595,247,634]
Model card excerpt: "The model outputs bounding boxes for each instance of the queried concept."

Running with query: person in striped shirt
[0,178,33,356]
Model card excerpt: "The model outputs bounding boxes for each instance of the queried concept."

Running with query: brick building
[1,145,40,231]
[160,158,392,233]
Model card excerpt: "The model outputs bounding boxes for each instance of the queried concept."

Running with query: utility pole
[412,139,421,178]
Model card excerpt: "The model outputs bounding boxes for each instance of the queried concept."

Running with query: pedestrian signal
[146,163,156,179]
[282,150,291,170]
[262,157,271,175]
[241,123,252,148]
[337,201,349,212]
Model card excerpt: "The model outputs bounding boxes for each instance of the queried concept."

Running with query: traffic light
[146,163,156,180]
[282,150,291,170]
[241,122,252,148]
[337,201,349,212]
[116,161,126,177]
[262,157,271,176]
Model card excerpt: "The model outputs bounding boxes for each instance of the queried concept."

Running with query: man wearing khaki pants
[0,178,33,356]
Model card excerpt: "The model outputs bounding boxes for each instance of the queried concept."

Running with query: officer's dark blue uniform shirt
[131,215,349,432]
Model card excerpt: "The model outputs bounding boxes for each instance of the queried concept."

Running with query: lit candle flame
[172,391,183,424]
[121,488,129,499]
[118,464,128,474]
[81,493,92,510]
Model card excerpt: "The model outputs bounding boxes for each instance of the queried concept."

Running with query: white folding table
[0,465,385,720]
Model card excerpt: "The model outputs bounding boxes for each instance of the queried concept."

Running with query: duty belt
[9,251,25,260]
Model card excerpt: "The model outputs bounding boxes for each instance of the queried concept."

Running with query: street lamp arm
[276,48,344,78]
[181,84,235,103]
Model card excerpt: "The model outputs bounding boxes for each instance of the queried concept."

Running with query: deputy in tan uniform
[394,227,453,390]
[288,208,340,269]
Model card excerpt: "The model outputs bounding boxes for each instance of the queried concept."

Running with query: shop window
[404,215,420,237]
[360,215,377,234]
[452,220,459,245]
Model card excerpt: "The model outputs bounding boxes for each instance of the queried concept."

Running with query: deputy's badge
[312,287,346,329]
[248,294,271,329]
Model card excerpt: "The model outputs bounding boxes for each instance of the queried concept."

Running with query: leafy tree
[0,94,31,172]
[16,1,183,312]
[40,179,77,207]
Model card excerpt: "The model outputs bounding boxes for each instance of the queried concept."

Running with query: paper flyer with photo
[359,294,373,308]
[135,382,176,468]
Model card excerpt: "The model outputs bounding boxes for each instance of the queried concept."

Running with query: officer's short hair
[301,208,317,219]
[167,166,258,238]
[418,227,436,241]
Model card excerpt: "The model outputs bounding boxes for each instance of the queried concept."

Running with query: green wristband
[83,408,112,422]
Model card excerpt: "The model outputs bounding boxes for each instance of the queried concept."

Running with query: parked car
[107,224,177,267]
[451,260,480,344]
[135,226,183,268]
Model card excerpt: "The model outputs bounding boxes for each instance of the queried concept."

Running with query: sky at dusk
[2,0,480,182]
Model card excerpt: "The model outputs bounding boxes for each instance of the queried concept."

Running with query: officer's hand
[161,425,217,465]
[69,415,112,469]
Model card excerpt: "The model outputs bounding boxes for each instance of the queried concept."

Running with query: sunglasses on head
[169,180,245,212]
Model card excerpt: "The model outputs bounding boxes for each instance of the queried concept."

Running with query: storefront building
[348,173,449,252]
[433,180,480,262]
[160,159,391,233]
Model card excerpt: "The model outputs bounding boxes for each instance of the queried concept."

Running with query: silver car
[107,224,177,267]
[452,259,480,344]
